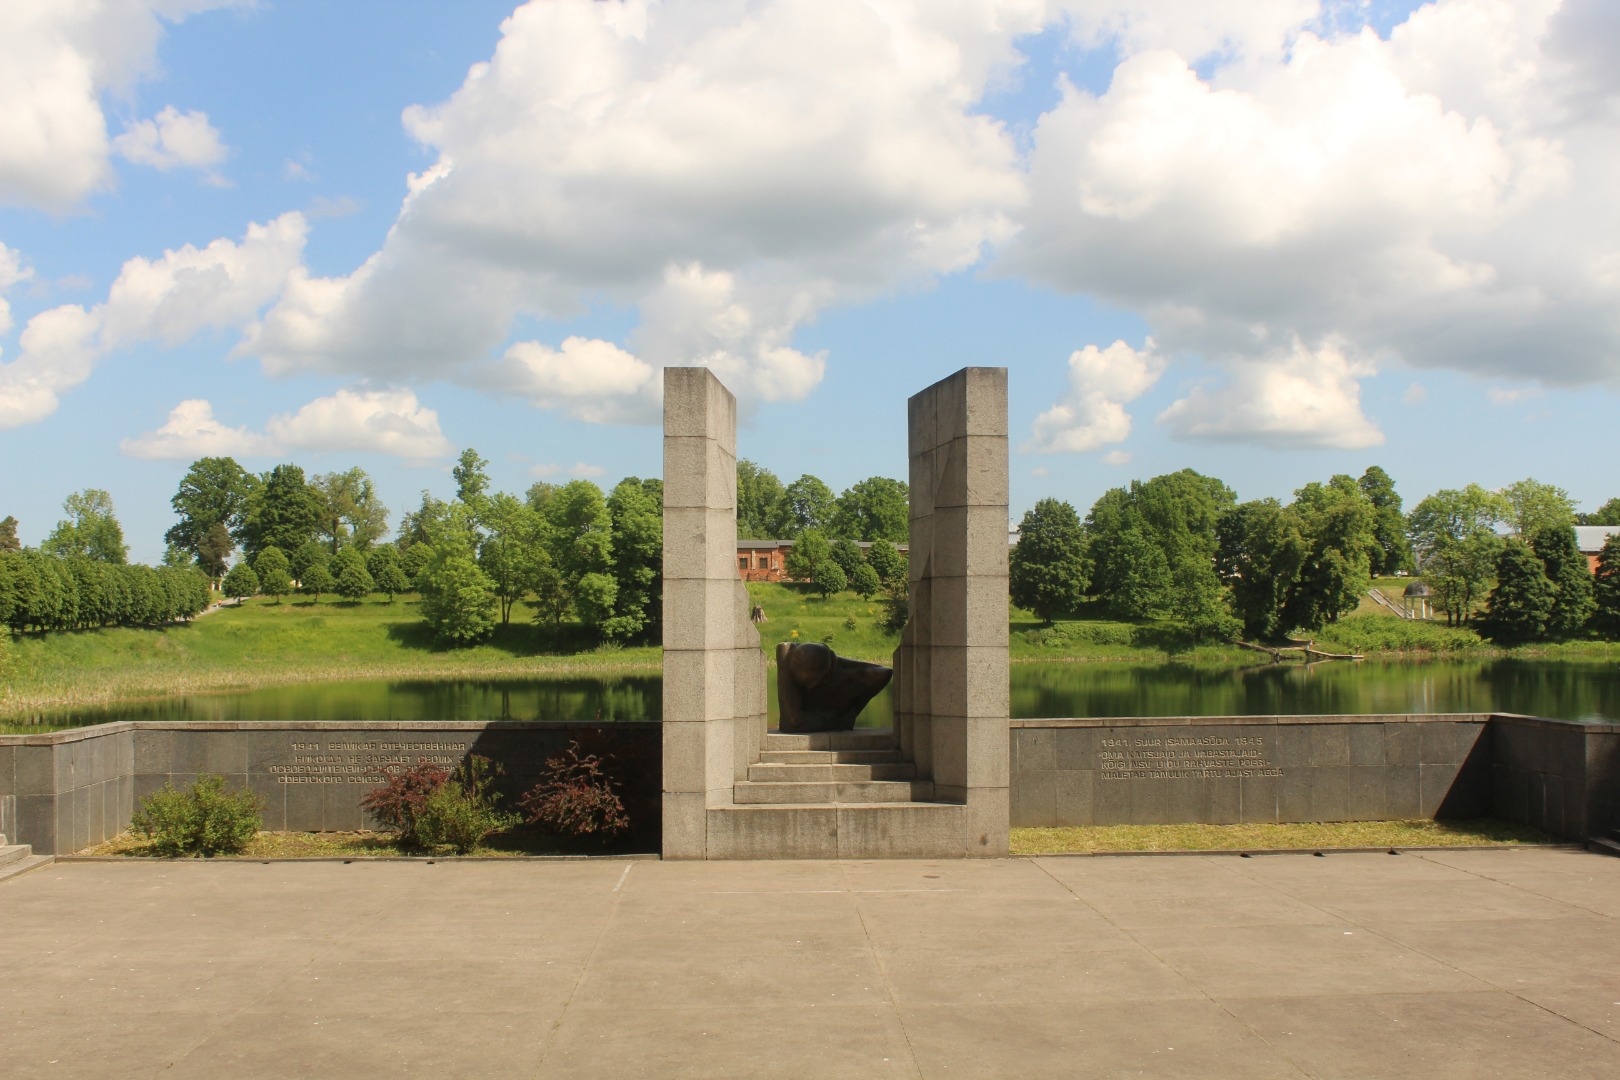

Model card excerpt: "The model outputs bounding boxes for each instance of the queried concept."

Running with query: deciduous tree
[221,561,259,603]
[313,467,389,554]
[777,475,836,537]
[736,460,784,539]
[42,489,128,564]
[1592,535,1620,639]
[240,465,323,563]
[1407,484,1510,625]
[253,547,292,603]
[832,477,908,542]
[1010,499,1087,624]
[603,478,662,641]
[166,457,258,561]
[1478,540,1556,644]
[1529,526,1596,640]
[1358,466,1412,575]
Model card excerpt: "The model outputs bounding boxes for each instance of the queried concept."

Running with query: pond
[8,657,1619,733]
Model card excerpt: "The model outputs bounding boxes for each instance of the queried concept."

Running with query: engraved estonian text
[1098,735,1281,780]
[267,741,472,784]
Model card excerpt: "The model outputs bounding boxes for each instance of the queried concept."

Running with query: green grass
[79,828,644,858]
[0,594,658,720]
[1010,818,1559,854]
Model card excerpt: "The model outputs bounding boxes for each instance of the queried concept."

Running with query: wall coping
[0,719,662,746]
[1010,713,1620,733]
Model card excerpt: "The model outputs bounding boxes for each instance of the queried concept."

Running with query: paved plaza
[3,849,1619,1078]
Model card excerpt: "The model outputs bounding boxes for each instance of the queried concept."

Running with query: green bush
[412,756,515,854]
[1313,613,1484,654]
[132,774,263,856]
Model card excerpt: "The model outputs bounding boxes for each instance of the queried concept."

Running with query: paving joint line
[531,860,635,1077]
[839,861,926,1080]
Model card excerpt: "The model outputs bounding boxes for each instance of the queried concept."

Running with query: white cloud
[1402,382,1428,405]
[265,388,454,459]
[1025,338,1163,453]
[102,213,307,348]
[1102,450,1132,466]
[0,1,241,210]
[1030,465,1050,477]
[1006,0,1620,448]
[569,462,606,478]
[1156,339,1383,449]
[478,336,658,424]
[112,106,227,173]
[240,0,1035,413]
[0,304,101,428]
[118,399,276,459]
[1487,386,1543,405]
[529,463,562,479]
[0,242,33,337]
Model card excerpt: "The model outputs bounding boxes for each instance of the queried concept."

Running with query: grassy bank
[1010,818,1558,854]
[5,578,1614,721]
[0,595,658,721]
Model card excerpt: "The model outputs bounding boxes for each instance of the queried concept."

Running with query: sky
[2,0,1618,564]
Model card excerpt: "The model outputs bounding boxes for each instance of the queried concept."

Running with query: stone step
[1587,836,1620,859]
[0,846,51,883]
[705,802,968,859]
[733,780,937,805]
[762,729,898,752]
[756,749,901,765]
[746,762,916,783]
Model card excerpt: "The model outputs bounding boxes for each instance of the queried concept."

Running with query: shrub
[521,742,630,841]
[360,757,451,846]
[132,774,263,856]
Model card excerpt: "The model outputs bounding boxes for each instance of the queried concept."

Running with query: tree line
[1010,469,1620,645]
[0,452,915,646]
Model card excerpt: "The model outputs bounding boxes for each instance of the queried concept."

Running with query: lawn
[1010,818,1559,854]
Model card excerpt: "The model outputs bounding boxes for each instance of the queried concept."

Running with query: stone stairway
[1588,827,1620,858]
[706,729,967,859]
[0,834,52,883]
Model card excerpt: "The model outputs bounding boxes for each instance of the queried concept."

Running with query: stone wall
[0,721,659,854]
[660,367,769,858]
[1010,713,1620,840]
[892,367,1010,854]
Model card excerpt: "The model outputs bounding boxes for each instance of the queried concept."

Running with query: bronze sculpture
[775,641,893,733]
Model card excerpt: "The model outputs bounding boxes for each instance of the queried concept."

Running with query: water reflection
[1010,658,1620,722]
[7,658,1617,733]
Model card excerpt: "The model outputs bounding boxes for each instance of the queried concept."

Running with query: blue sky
[2,0,1617,563]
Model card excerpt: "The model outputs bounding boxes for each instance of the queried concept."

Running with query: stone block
[908,387,937,455]
[837,804,965,859]
[662,507,742,582]
[1347,767,1386,819]
[932,435,1008,510]
[662,792,707,859]
[1277,731,1313,769]
[16,794,55,853]
[1052,770,1094,827]
[1349,724,1385,766]
[1279,769,1313,821]
[928,575,1010,649]
[662,721,708,794]
[933,371,966,444]
[1420,723,1460,765]
[1309,727,1353,767]
[1013,728,1056,773]
[663,435,736,511]
[1240,775,1280,822]
[1127,778,1172,825]
[1207,774,1241,824]
[663,578,737,651]
[964,716,1009,788]
[929,646,1008,719]
[705,805,837,859]
[1164,775,1208,825]
[929,717,967,789]
[0,742,14,793]
[1310,767,1352,821]
[323,783,363,831]
[962,367,1009,437]
[907,518,933,580]
[15,745,55,796]
[926,506,1012,580]
[282,777,327,831]
[1054,729,1099,772]
[663,367,736,450]
[1383,722,1419,768]
[704,716,735,798]
[1092,774,1130,824]
[963,792,1009,856]
[134,728,172,775]
[1419,763,1462,817]
[1011,769,1054,827]
[1385,765,1421,818]
[909,448,937,519]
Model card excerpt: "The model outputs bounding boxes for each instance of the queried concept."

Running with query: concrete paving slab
[2,851,1619,1078]
[1223,990,1620,1079]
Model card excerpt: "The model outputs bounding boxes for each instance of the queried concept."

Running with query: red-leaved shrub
[360,757,450,847]
[520,742,630,840]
